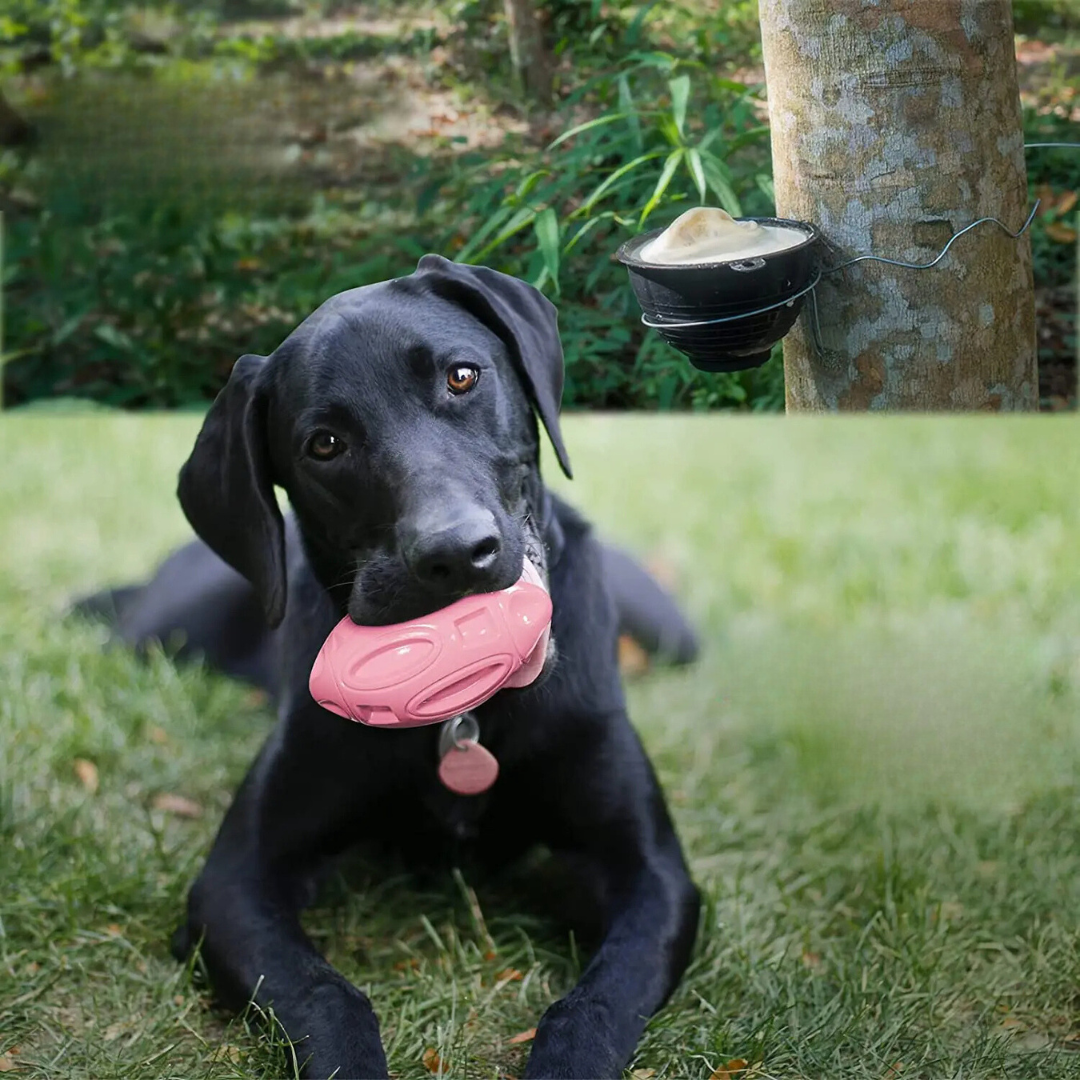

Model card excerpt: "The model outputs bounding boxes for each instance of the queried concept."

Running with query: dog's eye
[447,364,479,395]
[307,431,346,460]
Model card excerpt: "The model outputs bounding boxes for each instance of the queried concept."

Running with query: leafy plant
[2,196,419,407]
[436,52,776,409]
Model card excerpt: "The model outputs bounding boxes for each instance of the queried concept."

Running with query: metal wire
[637,141,1078,358]
[819,141,1076,276]
[801,140,1080,355]
[639,270,822,329]
[822,201,1040,275]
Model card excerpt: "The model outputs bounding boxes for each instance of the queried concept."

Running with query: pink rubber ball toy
[309,558,552,728]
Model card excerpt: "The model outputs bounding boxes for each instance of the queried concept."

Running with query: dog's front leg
[174,716,393,1080]
[522,720,700,1080]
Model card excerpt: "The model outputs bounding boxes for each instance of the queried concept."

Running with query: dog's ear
[413,254,573,478]
[177,354,287,628]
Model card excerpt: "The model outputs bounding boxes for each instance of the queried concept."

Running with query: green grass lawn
[3,412,1080,1080]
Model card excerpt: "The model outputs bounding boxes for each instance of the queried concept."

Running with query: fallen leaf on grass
[103,1020,130,1042]
[151,793,203,818]
[507,1028,536,1045]
[147,726,169,745]
[494,968,524,982]
[73,759,99,793]
[211,1045,244,1064]
[422,1047,445,1073]
[936,901,964,922]
[630,1070,656,1079]
[1056,190,1078,216]
[883,1063,904,1079]
[618,634,650,677]
[0,1055,15,1073]
[106,923,123,936]
[800,949,822,969]
[710,1061,749,1080]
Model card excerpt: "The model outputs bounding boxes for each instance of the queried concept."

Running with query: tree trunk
[759,0,1037,411]
[503,0,553,106]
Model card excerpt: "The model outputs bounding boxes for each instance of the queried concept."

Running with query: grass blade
[546,112,630,151]
[618,74,643,155]
[562,211,616,256]
[533,208,561,295]
[699,150,742,216]
[578,151,664,215]
[669,74,690,139]
[454,205,513,263]
[639,148,685,227]
[686,148,707,204]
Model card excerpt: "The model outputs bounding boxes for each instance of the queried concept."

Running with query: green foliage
[0,0,183,75]
[1012,0,1080,36]
[437,53,776,409]
[4,196,423,406]
[1,0,1075,412]
[2,3,787,413]
[1025,107,1080,290]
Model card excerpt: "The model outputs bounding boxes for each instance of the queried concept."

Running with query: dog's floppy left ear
[413,254,573,479]
[177,353,287,628]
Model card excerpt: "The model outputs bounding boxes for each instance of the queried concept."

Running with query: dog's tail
[599,545,700,666]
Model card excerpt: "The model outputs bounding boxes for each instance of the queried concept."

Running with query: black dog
[83,256,701,1079]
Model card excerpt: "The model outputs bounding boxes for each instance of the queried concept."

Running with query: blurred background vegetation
[0,0,1076,413]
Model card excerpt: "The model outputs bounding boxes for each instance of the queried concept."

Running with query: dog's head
[177,256,572,630]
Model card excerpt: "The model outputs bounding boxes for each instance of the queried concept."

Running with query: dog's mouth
[345,515,550,629]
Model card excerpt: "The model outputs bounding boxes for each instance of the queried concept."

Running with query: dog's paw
[294,980,390,1080]
[521,997,623,1079]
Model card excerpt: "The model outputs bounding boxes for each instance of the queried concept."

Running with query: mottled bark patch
[759,0,1037,411]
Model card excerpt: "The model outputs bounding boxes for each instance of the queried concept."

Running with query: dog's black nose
[405,512,503,589]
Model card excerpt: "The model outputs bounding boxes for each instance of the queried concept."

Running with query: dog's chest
[419,783,492,843]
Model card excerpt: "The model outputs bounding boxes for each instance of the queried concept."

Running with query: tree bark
[503,0,553,106]
[759,0,1037,411]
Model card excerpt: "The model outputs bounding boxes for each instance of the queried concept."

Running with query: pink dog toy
[309,558,552,729]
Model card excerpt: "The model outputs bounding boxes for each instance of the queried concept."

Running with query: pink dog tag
[309,558,551,728]
[439,741,499,795]
[437,714,499,795]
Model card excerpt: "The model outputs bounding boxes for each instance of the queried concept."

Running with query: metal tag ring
[438,713,480,757]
